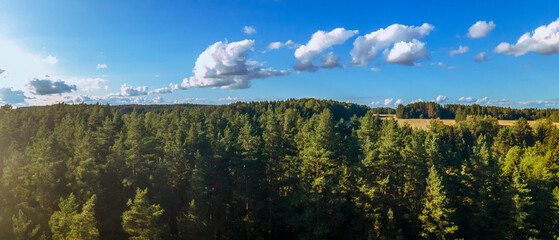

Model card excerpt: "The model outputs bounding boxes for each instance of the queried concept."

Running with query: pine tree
[49,193,99,240]
[419,166,457,240]
[12,209,40,240]
[68,195,100,240]
[122,188,164,240]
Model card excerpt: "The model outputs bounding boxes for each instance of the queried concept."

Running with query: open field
[377,114,559,129]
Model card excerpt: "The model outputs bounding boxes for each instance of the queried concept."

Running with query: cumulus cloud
[181,40,288,89]
[148,87,173,94]
[294,28,359,71]
[384,98,394,106]
[435,95,449,103]
[458,97,477,104]
[467,21,496,38]
[394,99,404,105]
[320,52,341,69]
[385,39,428,65]
[243,26,257,35]
[266,40,296,50]
[96,63,107,69]
[27,79,77,95]
[473,52,488,62]
[494,18,559,56]
[350,23,434,66]
[120,84,148,96]
[410,98,424,104]
[0,88,28,104]
[457,96,511,106]
[369,100,381,106]
[450,45,469,56]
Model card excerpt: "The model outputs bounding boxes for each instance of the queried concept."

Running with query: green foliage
[49,193,99,240]
[0,99,558,239]
[419,166,457,239]
[122,188,164,240]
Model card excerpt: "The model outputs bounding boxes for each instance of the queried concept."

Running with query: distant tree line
[394,102,559,121]
[1,99,559,239]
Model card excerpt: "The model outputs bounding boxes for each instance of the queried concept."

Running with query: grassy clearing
[377,114,559,130]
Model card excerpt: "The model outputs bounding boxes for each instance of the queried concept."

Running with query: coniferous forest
[1,99,559,240]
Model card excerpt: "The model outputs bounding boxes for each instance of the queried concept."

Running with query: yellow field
[377,114,559,130]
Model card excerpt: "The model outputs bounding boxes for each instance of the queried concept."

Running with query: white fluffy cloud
[494,18,559,56]
[243,26,257,35]
[385,39,428,66]
[410,98,424,104]
[294,28,358,71]
[96,63,107,69]
[0,88,28,105]
[266,40,296,50]
[473,52,488,62]
[384,98,394,106]
[435,95,448,103]
[450,45,469,56]
[27,79,77,95]
[181,40,289,89]
[148,87,173,94]
[383,98,404,106]
[467,21,496,38]
[457,96,511,106]
[350,23,434,66]
[320,52,341,69]
[120,84,148,96]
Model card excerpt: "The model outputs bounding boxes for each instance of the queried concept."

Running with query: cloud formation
[320,52,341,69]
[385,39,428,65]
[294,28,358,71]
[27,79,77,95]
[458,97,477,104]
[494,18,559,56]
[450,45,469,56]
[467,21,496,38]
[120,84,148,96]
[181,40,289,89]
[473,52,488,62]
[266,40,296,50]
[435,95,448,103]
[96,63,108,69]
[243,26,257,35]
[0,88,27,104]
[350,23,434,66]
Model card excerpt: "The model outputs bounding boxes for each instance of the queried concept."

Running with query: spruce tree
[419,166,457,240]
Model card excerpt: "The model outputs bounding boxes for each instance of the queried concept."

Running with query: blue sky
[1,0,559,108]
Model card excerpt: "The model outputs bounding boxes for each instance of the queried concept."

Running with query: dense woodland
[395,101,559,121]
[1,99,559,240]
